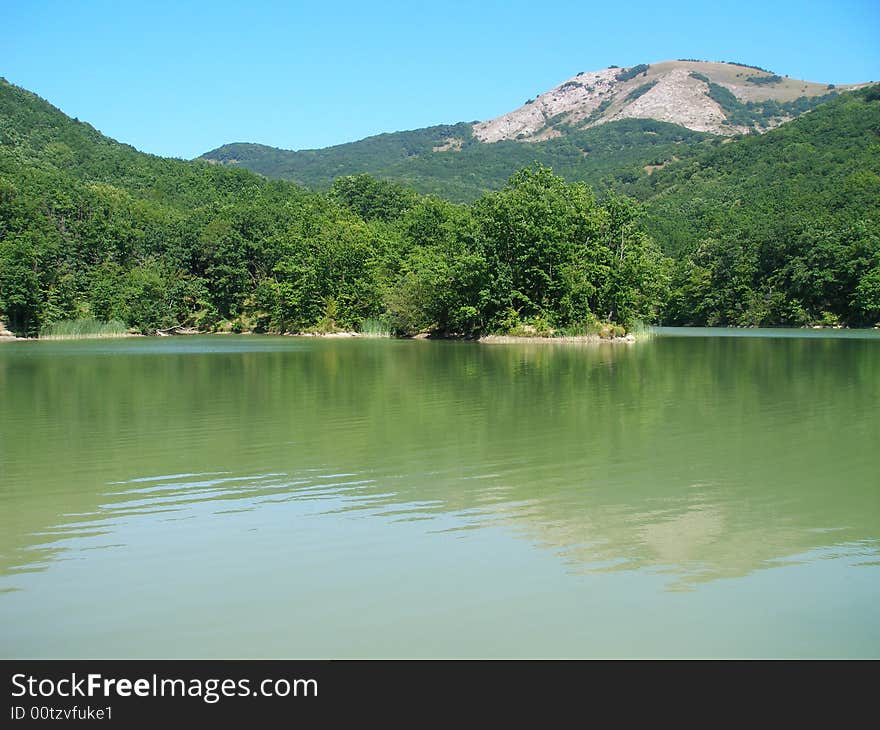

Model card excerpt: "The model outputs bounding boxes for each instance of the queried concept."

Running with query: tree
[0,233,44,335]
[330,174,418,223]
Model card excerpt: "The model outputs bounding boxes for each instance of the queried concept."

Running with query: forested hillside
[1,78,878,338]
[200,60,858,201]
[633,85,880,326]
[0,78,667,338]
[203,119,711,202]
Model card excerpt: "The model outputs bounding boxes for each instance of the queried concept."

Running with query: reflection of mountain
[1,334,878,590]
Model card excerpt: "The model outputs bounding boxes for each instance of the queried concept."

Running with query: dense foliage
[201,119,712,202]
[628,85,880,327]
[0,79,668,337]
[385,168,668,336]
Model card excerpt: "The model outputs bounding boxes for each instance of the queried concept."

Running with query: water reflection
[0,334,878,655]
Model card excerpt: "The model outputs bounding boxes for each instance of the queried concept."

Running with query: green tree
[0,233,43,335]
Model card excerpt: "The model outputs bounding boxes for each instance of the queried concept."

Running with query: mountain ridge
[473,59,862,142]
[199,60,867,199]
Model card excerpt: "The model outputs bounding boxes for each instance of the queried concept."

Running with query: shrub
[615,64,650,82]
[724,61,775,73]
[581,98,613,126]
[746,74,783,85]
[626,81,658,102]
[505,314,554,337]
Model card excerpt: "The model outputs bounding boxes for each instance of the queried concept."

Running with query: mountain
[474,60,852,140]
[1,75,878,339]
[202,118,712,203]
[199,60,865,200]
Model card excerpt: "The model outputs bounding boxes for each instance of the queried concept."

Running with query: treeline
[0,154,666,337]
[0,78,664,336]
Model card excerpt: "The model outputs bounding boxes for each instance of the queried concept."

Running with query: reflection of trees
[0,335,878,586]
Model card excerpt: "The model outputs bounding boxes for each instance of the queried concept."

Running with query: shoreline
[1,333,142,342]
[0,330,636,344]
[39,333,142,341]
[478,334,636,345]
[3,324,877,344]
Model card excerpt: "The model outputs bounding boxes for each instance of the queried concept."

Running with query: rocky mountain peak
[472,60,862,142]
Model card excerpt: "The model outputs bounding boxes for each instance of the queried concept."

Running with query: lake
[1,330,878,658]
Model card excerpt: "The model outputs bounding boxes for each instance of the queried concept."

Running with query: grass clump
[359,317,392,338]
[557,319,601,337]
[40,318,128,339]
[627,319,655,340]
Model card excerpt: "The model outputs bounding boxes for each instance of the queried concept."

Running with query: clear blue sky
[3,0,878,159]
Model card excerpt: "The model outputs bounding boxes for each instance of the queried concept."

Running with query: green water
[1,331,878,658]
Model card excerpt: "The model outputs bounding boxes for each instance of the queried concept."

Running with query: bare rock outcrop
[471,60,863,143]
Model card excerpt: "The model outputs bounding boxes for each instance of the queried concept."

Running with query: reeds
[40,318,129,339]
[627,319,656,340]
[359,318,392,338]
